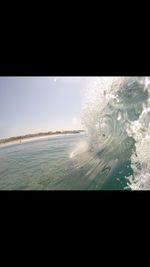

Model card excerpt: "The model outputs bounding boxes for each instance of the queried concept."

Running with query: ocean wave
[71,77,150,190]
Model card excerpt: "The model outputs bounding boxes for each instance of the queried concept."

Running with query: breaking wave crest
[71,77,150,190]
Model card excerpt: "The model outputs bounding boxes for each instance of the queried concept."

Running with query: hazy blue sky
[0,77,95,138]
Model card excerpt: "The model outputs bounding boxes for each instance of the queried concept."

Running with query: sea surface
[0,133,131,190]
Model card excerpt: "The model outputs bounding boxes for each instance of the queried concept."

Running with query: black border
[0,46,149,76]
[0,190,149,215]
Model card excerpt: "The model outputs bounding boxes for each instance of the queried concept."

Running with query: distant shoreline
[0,130,85,146]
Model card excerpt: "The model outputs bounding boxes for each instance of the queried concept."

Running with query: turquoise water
[0,133,131,190]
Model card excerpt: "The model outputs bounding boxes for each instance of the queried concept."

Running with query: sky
[0,77,95,138]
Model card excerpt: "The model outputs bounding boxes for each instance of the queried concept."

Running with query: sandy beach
[0,132,85,148]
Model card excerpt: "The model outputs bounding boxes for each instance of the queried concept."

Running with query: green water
[0,133,131,190]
